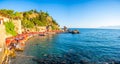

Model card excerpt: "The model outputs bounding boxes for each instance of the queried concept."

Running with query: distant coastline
[98,25,120,29]
[68,28,120,30]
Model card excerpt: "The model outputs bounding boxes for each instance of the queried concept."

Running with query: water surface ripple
[12,29,120,64]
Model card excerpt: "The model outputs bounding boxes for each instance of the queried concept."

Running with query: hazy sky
[0,0,120,28]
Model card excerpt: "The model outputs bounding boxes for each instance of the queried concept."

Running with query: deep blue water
[16,28,120,64]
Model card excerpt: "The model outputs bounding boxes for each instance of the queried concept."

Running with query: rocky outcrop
[71,30,80,34]
[68,30,80,34]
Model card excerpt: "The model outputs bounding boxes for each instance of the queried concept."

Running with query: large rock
[71,30,80,34]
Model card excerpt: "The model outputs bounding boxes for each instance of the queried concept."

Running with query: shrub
[4,21,17,36]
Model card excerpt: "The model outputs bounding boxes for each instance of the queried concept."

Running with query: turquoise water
[16,28,120,64]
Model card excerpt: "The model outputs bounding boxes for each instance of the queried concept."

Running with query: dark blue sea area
[12,28,120,64]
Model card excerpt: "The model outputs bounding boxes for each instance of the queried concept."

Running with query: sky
[0,0,120,28]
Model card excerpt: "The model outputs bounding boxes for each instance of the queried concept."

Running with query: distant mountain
[99,25,120,29]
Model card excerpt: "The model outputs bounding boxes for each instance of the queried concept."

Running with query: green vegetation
[0,9,22,19]
[4,21,17,36]
[0,9,60,31]
[21,9,60,30]
[22,19,34,28]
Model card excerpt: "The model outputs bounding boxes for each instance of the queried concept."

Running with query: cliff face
[12,19,22,34]
[0,9,60,35]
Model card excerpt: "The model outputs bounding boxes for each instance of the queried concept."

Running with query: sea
[11,28,120,64]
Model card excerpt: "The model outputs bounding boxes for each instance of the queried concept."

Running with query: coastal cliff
[0,9,61,64]
[0,9,60,35]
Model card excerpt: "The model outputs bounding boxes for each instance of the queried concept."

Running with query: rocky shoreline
[1,30,63,64]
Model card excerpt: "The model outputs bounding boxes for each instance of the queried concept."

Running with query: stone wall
[0,25,6,63]
[0,25,6,48]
